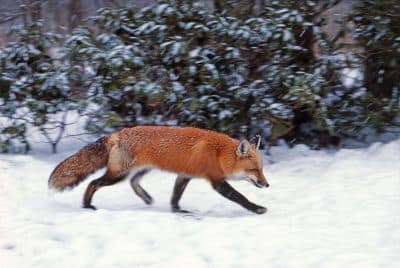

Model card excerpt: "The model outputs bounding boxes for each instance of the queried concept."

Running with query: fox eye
[246,169,258,172]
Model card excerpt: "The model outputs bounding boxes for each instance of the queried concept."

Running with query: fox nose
[265,182,270,188]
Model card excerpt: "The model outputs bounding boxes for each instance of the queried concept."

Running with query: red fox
[49,126,269,214]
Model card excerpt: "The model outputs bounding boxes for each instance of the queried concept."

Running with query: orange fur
[116,126,267,184]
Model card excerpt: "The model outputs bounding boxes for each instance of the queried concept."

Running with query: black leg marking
[171,175,191,213]
[130,169,153,205]
[212,180,267,214]
[83,174,126,210]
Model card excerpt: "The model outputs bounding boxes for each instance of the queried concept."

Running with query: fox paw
[143,196,154,205]
[172,207,191,214]
[83,205,97,210]
[253,206,267,214]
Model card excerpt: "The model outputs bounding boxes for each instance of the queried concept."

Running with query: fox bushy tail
[48,137,110,191]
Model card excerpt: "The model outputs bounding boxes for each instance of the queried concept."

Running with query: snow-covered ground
[1,138,399,268]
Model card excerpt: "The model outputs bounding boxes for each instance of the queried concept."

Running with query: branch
[314,0,343,17]
[53,111,68,145]
[0,11,24,24]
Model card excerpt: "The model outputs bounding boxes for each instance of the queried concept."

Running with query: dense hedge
[0,0,399,153]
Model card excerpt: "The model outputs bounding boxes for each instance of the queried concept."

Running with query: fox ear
[250,135,261,150]
[236,140,250,157]
[255,135,261,150]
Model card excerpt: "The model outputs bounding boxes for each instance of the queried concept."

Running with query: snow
[1,138,400,268]
[342,68,363,89]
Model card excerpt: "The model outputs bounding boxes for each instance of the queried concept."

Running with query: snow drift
[1,139,399,268]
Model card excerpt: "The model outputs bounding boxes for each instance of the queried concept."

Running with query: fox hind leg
[130,169,153,205]
[83,172,127,210]
[83,142,133,210]
[171,175,191,213]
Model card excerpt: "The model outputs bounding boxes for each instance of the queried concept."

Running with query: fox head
[231,137,269,188]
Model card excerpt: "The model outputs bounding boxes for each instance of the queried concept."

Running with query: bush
[0,22,76,153]
[347,0,400,136]
[65,0,345,147]
[1,0,398,153]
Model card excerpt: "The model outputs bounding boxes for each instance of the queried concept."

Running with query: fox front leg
[171,175,191,213]
[212,180,267,214]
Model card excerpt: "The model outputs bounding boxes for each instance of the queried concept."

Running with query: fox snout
[255,179,269,188]
[256,172,270,188]
[243,171,270,188]
[249,175,269,188]
[259,180,269,188]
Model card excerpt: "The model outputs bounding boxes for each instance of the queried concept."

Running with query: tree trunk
[68,0,84,31]
[30,0,42,21]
